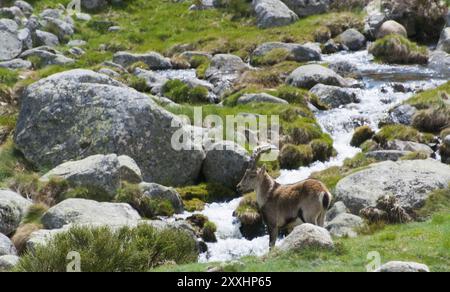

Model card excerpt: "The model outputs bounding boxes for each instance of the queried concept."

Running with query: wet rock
[251,42,321,63]
[279,223,334,251]
[0,190,32,235]
[237,93,288,105]
[428,50,450,75]
[0,255,20,271]
[253,0,299,29]
[326,213,363,238]
[375,261,430,272]
[376,20,407,39]
[287,64,348,89]
[139,182,184,214]
[335,29,366,51]
[113,51,172,70]
[0,233,17,256]
[441,135,450,164]
[335,159,450,214]
[41,199,142,230]
[437,28,450,54]
[310,84,359,108]
[281,0,330,18]
[14,69,205,186]
[322,39,347,54]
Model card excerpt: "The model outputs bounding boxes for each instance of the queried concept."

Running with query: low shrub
[162,80,209,104]
[369,35,429,65]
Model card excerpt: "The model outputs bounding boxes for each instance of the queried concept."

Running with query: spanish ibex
[237,145,332,248]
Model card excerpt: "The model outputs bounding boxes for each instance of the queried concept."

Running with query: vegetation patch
[373,124,434,146]
[162,79,209,104]
[369,34,429,65]
[405,81,450,109]
[350,126,374,147]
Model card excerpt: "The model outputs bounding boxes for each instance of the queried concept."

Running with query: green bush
[278,144,314,169]
[15,224,198,272]
[369,35,428,65]
[162,80,209,104]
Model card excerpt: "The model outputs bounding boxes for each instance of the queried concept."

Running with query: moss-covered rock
[350,126,375,147]
[412,107,450,133]
[233,193,265,240]
[278,144,314,170]
[161,79,209,104]
[369,35,429,64]
[373,125,434,146]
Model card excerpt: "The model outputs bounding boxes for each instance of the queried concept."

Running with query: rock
[376,20,407,39]
[0,19,19,33]
[281,0,330,18]
[113,51,172,70]
[75,12,92,21]
[375,261,430,272]
[0,255,19,271]
[366,150,411,161]
[81,0,108,11]
[326,213,363,238]
[0,6,24,20]
[98,68,120,77]
[253,0,299,29]
[108,26,121,32]
[287,64,348,89]
[251,42,321,63]
[0,58,32,69]
[310,84,359,108]
[41,199,141,230]
[385,140,433,157]
[118,155,143,184]
[18,28,32,50]
[428,50,450,75]
[322,39,346,54]
[34,30,59,47]
[364,0,387,39]
[68,47,85,56]
[14,69,205,186]
[237,93,288,105]
[43,17,74,41]
[202,141,251,189]
[437,28,450,54]
[335,29,366,51]
[68,39,87,47]
[441,135,450,164]
[0,190,32,235]
[0,22,22,61]
[133,68,168,92]
[335,159,450,214]
[328,60,361,79]
[14,1,34,16]
[40,154,131,198]
[20,47,74,66]
[279,223,334,251]
[39,8,63,19]
[0,233,17,256]
[179,51,212,63]
[326,201,348,222]
[380,104,417,126]
[139,182,184,214]
[205,54,249,98]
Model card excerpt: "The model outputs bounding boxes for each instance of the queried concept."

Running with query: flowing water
[175,50,450,263]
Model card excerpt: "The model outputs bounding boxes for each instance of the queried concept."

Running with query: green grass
[369,34,429,64]
[373,124,435,145]
[406,81,450,110]
[155,212,450,272]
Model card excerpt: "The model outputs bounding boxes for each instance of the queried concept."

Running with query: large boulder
[335,29,366,51]
[279,223,334,251]
[40,154,142,198]
[281,0,330,18]
[251,42,321,63]
[34,30,60,47]
[376,20,407,39]
[19,47,74,66]
[202,141,251,190]
[326,213,363,238]
[253,0,299,29]
[310,84,359,108]
[237,93,288,105]
[139,182,184,214]
[335,159,450,214]
[364,0,387,39]
[375,261,430,272]
[287,64,348,89]
[41,198,142,230]
[0,255,19,271]
[113,51,172,70]
[0,233,17,256]
[437,28,450,54]
[42,17,74,41]
[0,19,22,61]
[14,69,205,186]
[0,190,32,235]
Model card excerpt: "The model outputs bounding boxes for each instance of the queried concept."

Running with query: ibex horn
[249,145,276,169]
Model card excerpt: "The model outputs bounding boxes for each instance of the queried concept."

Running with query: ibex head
[237,145,274,194]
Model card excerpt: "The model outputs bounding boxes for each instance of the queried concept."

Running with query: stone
[380,104,417,126]
[287,64,348,89]
[335,159,450,214]
[251,42,321,63]
[0,233,17,256]
[376,20,408,39]
[279,223,334,251]
[237,93,288,105]
[326,213,363,238]
[0,58,32,69]
[310,84,359,108]
[118,155,143,184]
[375,261,430,272]
[0,24,22,61]
[326,201,348,222]
[281,0,330,18]
[113,51,172,70]
[202,141,251,189]
[328,60,361,79]
[41,198,142,230]
[366,150,411,161]
[253,0,299,29]
[0,190,32,235]
[43,17,74,41]
[34,30,59,47]
[14,69,205,186]
[437,28,450,54]
[385,140,433,156]
[335,29,367,51]
[0,255,20,271]
[139,182,184,214]
[14,1,34,16]
[19,47,74,66]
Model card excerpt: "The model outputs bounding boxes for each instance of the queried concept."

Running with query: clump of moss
[202,221,217,243]
[373,124,434,146]
[441,128,450,140]
[251,48,291,66]
[369,34,429,65]
[184,198,205,212]
[342,152,376,171]
[405,81,450,109]
[171,56,191,69]
[412,107,450,133]
[126,76,150,92]
[161,80,209,104]
[190,55,210,69]
[0,68,19,87]
[310,138,334,162]
[15,224,198,272]
[359,139,378,152]
[350,126,375,147]
[196,60,211,79]
[176,183,237,203]
[234,192,265,239]
[278,144,314,170]
[400,151,429,161]
[274,85,311,106]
